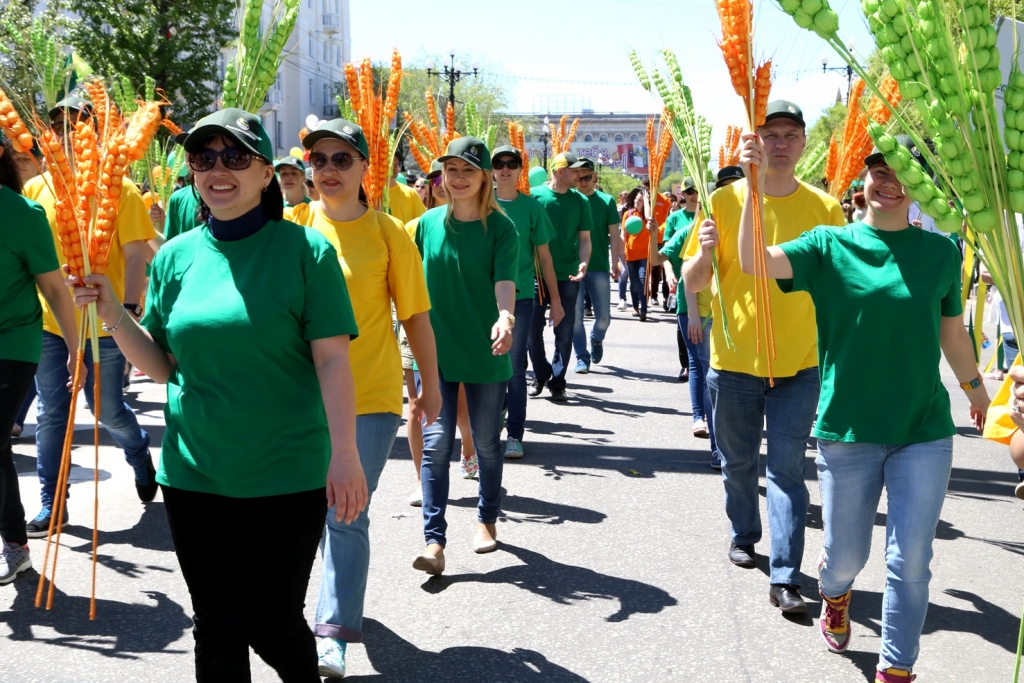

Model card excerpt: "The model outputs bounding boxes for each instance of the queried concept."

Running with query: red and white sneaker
[820,590,852,653]
[876,668,916,683]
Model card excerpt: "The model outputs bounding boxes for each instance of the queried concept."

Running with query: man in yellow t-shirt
[388,156,425,225]
[683,100,845,614]
[21,97,158,537]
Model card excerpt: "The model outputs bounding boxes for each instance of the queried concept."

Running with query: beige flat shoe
[412,549,445,575]
[473,524,498,554]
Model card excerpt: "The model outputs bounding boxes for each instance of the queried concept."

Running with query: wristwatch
[123,303,142,318]
[499,311,516,329]
[959,374,983,391]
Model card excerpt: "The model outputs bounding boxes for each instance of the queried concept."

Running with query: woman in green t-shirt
[0,133,78,585]
[412,137,519,574]
[71,109,364,681]
[718,132,990,683]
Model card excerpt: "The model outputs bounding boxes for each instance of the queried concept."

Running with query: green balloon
[624,215,644,235]
[396,173,408,186]
[528,166,548,188]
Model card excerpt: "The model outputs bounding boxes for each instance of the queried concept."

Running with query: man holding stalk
[682,101,845,614]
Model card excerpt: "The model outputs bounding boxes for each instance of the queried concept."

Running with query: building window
[309,79,315,104]
[614,133,624,142]
[324,40,329,62]
[276,72,282,90]
[583,134,592,142]
[308,0,312,7]
[336,46,341,66]
[629,133,640,142]
[308,35,313,57]
[323,83,329,106]
[276,120,283,150]
[599,134,608,142]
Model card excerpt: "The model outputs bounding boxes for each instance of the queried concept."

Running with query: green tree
[63,0,235,126]
[596,167,642,198]
[0,1,66,121]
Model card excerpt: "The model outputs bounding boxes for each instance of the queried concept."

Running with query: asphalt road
[2,301,1022,682]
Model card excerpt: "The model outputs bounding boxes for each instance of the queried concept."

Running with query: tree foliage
[0,1,66,122]
[63,0,235,126]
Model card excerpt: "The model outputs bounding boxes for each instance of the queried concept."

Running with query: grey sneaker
[26,506,66,539]
[0,542,31,585]
[504,438,525,460]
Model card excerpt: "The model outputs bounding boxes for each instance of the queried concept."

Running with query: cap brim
[173,133,189,146]
[864,152,885,167]
[569,161,588,169]
[438,154,485,171]
[184,124,267,160]
[491,151,522,162]
[763,112,806,128]
[302,129,368,158]
[275,160,304,172]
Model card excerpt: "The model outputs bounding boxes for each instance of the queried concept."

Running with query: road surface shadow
[0,579,190,659]
[62,502,175,554]
[420,543,676,623]
[347,618,590,682]
[448,491,606,525]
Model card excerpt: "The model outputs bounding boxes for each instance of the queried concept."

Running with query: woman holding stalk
[71,108,364,681]
[716,131,989,683]
[0,133,78,585]
[301,118,440,678]
[412,137,518,574]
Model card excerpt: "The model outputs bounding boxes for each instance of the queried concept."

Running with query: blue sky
[351,0,877,147]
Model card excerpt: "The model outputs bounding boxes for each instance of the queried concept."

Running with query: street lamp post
[425,48,479,112]
[539,116,550,169]
[822,41,856,103]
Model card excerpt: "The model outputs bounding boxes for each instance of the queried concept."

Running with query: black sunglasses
[309,151,363,171]
[683,188,697,196]
[188,147,255,172]
[577,174,595,182]
[492,159,522,171]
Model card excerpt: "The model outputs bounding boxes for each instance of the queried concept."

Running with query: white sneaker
[617,300,627,311]
[504,438,525,460]
[460,453,479,479]
[318,637,346,678]
[408,485,422,507]
[0,542,31,585]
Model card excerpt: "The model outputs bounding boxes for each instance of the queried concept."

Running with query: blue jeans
[816,438,953,672]
[573,271,611,364]
[529,280,580,393]
[315,411,401,642]
[421,372,507,546]
[505,298,536,441]
[625,260,647,313]
[35,332,150,509]
[707,366,819,585]
[679,315,718,455]
[618,267,628,301]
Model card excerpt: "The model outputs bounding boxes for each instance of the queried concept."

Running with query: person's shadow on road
[419,543,676,623]
[346,618,590,682]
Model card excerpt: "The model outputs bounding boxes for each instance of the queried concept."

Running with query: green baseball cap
[491,144,522,162]
[682,177,696,192]
[576,158,596,172]
[274,155,306,173]
[302,118,370,159]
[305,167,314,183]
[764,100,806,128]
[716,166,745,188]
[173,132,189,146]
[426,159,443,179]
[48,96,93,122]
[439,136,492,171]
[184,108,273,161]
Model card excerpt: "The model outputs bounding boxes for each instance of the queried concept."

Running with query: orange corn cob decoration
[425,90,438,129]
[444,102,456,145]
[74,121,98,199]
[40,129,86,278]
[383,50,402,122]
[82,80,111,140]
[506,121,531,194]
[828,78,896,199]
[824,133,839,185]
[866,74,901,125]
[125,101,163,162]
[753,62,772,128]
[298,126,310,143]
[161,117,183,137]
[345,63,361,115]
[0,88,34,153]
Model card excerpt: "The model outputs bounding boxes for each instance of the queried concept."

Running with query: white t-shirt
[908,202,946,236]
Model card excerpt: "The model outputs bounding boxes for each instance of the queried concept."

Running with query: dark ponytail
[0,134,23,195]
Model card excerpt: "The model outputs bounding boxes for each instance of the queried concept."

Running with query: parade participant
[621,188,654,321]
[302,118,439,677]
[683,101,845,613]
[306,167,320,202]
[413,174,428,203]
[388,156,426,225]
[572,158,621,372]
[71,108,364,681]
[731,132,988,683]
[716,165,745,189]
[413,137,518,573]
[663,178,698,244]
[492,144,560,459]
[0,134,78,584]
[662,178,699,379]
[528,152,592,401]
[277,155,311,224]
[23,97,157,536]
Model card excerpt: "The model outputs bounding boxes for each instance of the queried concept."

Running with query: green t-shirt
[497,192,555,300]
[531,184,593,280]
[142,219,359,497]
[415,206,519,384]
[0,185,59,363]
[163,185,204,240]
[663,209,695,245]
[660,226,690,316]
[583,189,619,273]
[778,221,963,445]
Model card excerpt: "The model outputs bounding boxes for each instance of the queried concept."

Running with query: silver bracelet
[101,307,127,334]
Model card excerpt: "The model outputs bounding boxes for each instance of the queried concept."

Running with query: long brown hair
[442,165,505,231]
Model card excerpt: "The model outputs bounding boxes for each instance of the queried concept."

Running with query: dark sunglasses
[577,174,595,182]
[308,151,362,171]
[492,159,522,171]
[431,175,443,187]
[188,147,255,172]
[305,180,315,187]
[683,188,697,196]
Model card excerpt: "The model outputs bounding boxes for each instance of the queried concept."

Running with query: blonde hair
[442,166,505,231]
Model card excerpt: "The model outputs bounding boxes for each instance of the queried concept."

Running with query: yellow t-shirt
[283,201,312,226]
[309,207,431,415]
[983,356,1023,445]
[388,182,426,225]
[684,178,845,377]
[24,173,157,338]
[404,216,420,241]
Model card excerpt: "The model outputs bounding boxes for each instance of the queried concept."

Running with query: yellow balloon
[289,146,304,159]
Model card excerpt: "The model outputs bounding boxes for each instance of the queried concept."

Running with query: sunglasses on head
[308,151,363,171]
[188,147,256,172]
[492,158,522,171]
[577,174,595,182]
[431,175,443,187]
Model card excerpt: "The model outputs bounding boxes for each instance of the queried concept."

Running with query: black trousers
[162,485,327,683]
[676,325,690,371]
[0,360,35,546]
